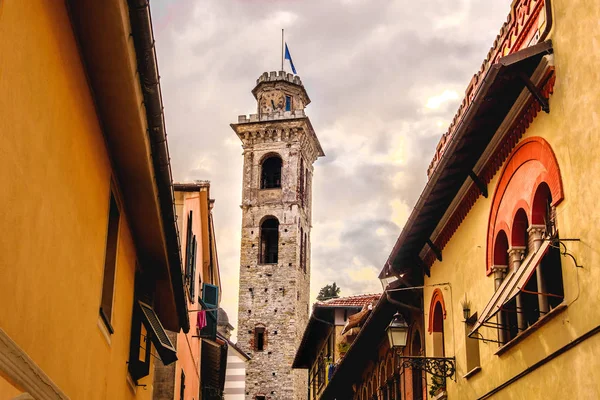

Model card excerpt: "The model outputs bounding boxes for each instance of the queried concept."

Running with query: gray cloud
[151,0,512,337]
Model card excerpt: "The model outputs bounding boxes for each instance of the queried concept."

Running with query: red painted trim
[428,289,447,334]
[427,0,552,178]
[422,69,556,271]
[486,136,564,274]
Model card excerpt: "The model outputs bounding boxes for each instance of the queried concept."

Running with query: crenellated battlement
[237,109,306,123]
[256,70,304,87]
[252,70,311,106]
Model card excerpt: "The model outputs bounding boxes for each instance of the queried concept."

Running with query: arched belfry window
[261,156,282,189]
[260,217,279,264]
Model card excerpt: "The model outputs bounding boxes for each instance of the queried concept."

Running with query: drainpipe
[128,0,190,333]
[385,291,422,313]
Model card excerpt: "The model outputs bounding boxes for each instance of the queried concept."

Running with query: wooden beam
[519,71,550,113]
[468,171,488,198]
[426,239,442,262]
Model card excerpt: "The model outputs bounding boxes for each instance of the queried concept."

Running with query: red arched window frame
[428,288,447,334]
[486,137,564,275]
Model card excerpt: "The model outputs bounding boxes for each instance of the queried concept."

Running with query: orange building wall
[175,192,204,400]
[0,1,155,398]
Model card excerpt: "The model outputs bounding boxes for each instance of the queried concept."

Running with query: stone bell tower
[232,71,324,400]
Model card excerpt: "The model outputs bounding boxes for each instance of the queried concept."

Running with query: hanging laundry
[197,310,207,331]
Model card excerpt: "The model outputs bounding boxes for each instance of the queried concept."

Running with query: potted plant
[429,376,447,399]
[338,341,350,357]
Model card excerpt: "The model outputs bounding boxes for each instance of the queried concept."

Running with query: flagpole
[281,29,284,71]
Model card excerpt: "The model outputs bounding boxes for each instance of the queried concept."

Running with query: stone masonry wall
[235,112,316,400]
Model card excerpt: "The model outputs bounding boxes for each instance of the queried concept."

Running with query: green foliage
[338,341,350,354]
[429,376,446,397]
[316,282,341,301]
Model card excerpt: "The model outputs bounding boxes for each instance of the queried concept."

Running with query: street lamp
[386,312,409,348]
[386,311,456,380]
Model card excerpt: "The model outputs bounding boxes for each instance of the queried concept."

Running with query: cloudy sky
[149,0,512,337]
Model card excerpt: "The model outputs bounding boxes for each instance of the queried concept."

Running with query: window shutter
[129,300,177,381]
[185,212,193,281]
[190,238,197,302]
[138,301,177,365]
[201,283,219,340]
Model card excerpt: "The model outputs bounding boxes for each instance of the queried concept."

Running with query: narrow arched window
[260,217,279,264]
[532,183,564,311]
[493,230,509,267]
[254,326,266,351]
[511,208,529,251]
[432,302,445,357]
[494,230,515,343]
[261,156,282,189]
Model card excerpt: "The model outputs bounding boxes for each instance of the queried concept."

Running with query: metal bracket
[397,356,456,379]
[519,72,550,113]
[468,171,488,198]
[426,239,442,262]
[415,256,431,277]
[549,238,582,268]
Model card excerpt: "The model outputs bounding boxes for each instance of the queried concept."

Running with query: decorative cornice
[422,68,556,269]
[427,0,552,178]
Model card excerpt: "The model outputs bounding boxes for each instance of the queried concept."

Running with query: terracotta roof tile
[315,293,381,308]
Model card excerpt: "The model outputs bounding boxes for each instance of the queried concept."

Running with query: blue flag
[284,43,297,74]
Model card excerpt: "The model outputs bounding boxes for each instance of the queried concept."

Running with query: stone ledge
[0,328,69,400]
[495,303,567,356]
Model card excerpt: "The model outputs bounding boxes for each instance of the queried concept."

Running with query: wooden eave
[379,41,553,280]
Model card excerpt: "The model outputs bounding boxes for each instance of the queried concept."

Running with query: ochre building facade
[0,0,188,398]
[378,0,600,398]
[154,182,225,400]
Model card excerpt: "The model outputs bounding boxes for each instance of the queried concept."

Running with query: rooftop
[316,293,381,308]
[173,180,211,190]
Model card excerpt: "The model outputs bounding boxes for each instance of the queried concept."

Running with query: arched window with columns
[483,137,565,344]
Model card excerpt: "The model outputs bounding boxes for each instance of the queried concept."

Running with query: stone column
[491,265,508,342]
[528,225,549,314]
[508,247,526,332]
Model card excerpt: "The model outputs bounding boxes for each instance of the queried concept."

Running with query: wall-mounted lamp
[386,312,409,348]
[461,296,471,322]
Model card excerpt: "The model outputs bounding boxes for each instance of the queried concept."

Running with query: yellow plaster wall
[0,1,155,399]
[423,0,600,398]
[0,375,23,399]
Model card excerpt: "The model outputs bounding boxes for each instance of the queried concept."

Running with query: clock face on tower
[260,91,286,112]
[273,93,285,109]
